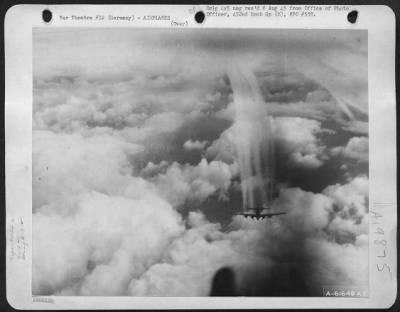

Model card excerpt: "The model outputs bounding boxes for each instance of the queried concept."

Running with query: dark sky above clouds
[32,28,369,296]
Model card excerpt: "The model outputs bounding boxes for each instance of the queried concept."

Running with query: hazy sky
[32,28,369,297]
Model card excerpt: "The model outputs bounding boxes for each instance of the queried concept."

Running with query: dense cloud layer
[33,127,369,296]
[33,28,369,296]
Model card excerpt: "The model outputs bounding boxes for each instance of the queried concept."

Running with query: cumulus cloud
[140,160,169,178]
[273,117,330,168]
[149,158,240,207]
[34,192,184,296]
[331,136,369,163]
[323,176,369,220]
[33,130,145,212]
[183,139,208,151]
[289,152,323,168]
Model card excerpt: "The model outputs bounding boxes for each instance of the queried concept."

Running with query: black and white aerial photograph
[32,28,369,297]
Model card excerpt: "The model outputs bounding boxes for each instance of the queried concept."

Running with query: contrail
[226,61,275,211]
[225,50,366,211]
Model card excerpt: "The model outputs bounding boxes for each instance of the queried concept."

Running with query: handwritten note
[8,216,28,261]
[371,201,396,281]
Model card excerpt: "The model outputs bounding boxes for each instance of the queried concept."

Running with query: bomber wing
[263,212,287,218]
